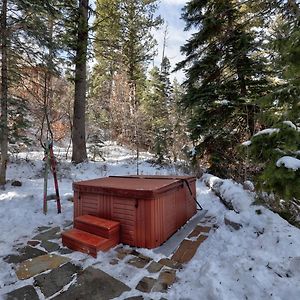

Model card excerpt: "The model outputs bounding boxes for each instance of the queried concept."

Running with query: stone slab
[171,236,208,264]
[40,240,60,253]
[16,254,70,280]
[34,262,81,298]
[152,269,176,292]
[32,227,61,241]
[188,225,211,238]
[58,247,74,255]
[158,258,182,269]
[127,256,151,269]
[52,266,130,300]
[27,240,40,247]
[5,285,39,300]
[135,276,156,293]
[37,226,52,232]
[4,246,47,264]
[147,261,163,273]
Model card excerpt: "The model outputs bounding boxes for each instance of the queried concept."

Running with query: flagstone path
[3,214,217,299]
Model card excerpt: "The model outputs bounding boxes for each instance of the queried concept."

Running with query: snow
[1,143,300,300]
[276,156,300,171]
[202,174,254,212]
[283,121,297,130]
[254,128,280,137]
[242,140,252,146]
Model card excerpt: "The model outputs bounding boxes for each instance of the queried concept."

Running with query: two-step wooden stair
[62,215,120,258]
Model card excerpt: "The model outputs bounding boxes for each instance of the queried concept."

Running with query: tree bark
[72,0,88,163]
[0,0,8,186]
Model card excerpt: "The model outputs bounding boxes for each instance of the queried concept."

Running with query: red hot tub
[73,175,197,248]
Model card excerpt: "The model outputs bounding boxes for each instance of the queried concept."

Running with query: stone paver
[147,261,163,273]
[136,276,157,293]
[16,254,70,280]
[5,285,39,300]
[127,256,151,269]
[109,258,119,265]
[4,246,47,264]
[152,269,176,293]
[58,247,73,255]
[158,258,182,269]
[171,236,208,264]
[37,226,52,232]
[52,266,130,300]
[32,227,61,241]
[188,225,211,238]
[40,240,60,252]
[27,240,40,247]
[224,217,243,230]
[34,262,81,298]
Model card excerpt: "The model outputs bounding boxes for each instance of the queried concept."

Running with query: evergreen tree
[91,0,162,148]
[72,0,89,163]
[176,0,269,178]
[0,0,66,184]
[246,3,300,203]
[141,66,170,162]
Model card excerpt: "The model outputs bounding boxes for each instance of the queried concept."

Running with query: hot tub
[73,175,197,248]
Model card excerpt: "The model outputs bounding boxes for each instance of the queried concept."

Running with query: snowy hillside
[0,144,299,300]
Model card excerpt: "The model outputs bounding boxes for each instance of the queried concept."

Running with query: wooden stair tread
[62,228,108,248]
[75,215,120,230]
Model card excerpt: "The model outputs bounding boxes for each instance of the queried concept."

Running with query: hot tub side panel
[74,191,137,246]
[74,192,112,220]
[111,197,137,246]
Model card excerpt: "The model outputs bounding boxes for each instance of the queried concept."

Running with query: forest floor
[0,143,300,300]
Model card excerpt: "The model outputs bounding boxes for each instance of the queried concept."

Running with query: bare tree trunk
[72,0,88,163]
[0,0,8,186]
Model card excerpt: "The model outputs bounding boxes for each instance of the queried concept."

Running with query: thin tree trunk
[72,0,88,163]
[0,0,8,186]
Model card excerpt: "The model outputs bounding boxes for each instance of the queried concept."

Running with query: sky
[154,0,191,82]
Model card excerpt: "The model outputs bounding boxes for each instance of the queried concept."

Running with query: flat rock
[224,217,243,230]
[40,240,60,252]
[116,247,134,260]
[135,276,156,293]
[188,225,211,238]
[171,239,202,264]
[58,248,74,255]
[146,261,163,273]
[124,296,144,300]
[109,258,119,265]
[37,226,52,232]
[5,285,39,300]
[16,254,70,280]
[127,256,151,269]
[4,246,47,264]
[158,258,182,269]
[34,262,81,298]
[52,266,130,300]
[27,240,40,247]
[152,269,176,292]
[32,227,61,241]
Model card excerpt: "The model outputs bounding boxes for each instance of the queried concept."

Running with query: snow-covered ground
[0,143,300,299]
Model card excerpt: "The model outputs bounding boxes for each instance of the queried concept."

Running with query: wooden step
[74,215,120,240]
[62,228,118,258]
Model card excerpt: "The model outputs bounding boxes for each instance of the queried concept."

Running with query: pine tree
[176,0,269,178]
[246,4,300,203]
[91,0,162,147]
[141,66,170,162]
